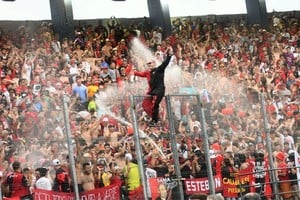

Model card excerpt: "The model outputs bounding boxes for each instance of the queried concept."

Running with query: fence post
[196,94,215,195]
[260,93,280,199]
[130,95,149,200]
[62,94,80,200]
[165,95,185,200]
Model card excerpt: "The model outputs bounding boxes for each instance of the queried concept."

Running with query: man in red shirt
[52,159,71,193]
[276,152,293,199]
[2,161,30,198]
[133,47,173,125]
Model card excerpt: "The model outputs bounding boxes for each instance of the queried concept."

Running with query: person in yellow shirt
[87,79,99,99]
[88,95,97,114]
[122,153,141,191]
[96,160,111,187]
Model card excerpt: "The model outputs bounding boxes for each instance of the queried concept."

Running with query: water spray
[94,97,166,159]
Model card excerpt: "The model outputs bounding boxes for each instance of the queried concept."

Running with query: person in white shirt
[155,44,164,62]
[44,80,57,94]
[22,58,33,84]
[279,128,295,149]
[144,161,157,199]
[35,167,52,191]
[152,27,162,46]
[69,59,80,84]
[81,55,91,75]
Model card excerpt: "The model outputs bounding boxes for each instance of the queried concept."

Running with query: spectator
[87,79,99,99]
[276,152,293,200]
[52,159,71,193]
[72,75,88,109]
[79,162,95,191]
[287,151,300,199]
[100,62,113,84]
[144,160,157,199]
[2,161,30,198]
[221,157,238,200]
[192,150,207,178]
[241,192,260,200]
[207,194,225,200]
[95,159,111,188]
[122,153,141,192]
[35,167,52,191]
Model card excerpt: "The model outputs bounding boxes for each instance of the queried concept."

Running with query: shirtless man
[79,162,95,191]
[103,124,123,148]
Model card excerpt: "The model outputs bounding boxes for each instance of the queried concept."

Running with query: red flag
[128,186,144,200]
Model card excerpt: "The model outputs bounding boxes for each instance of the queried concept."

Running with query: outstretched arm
[157,47,173,73]
[134,70,149,78]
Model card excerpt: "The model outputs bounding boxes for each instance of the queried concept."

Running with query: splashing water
[129,38,155,71]
[95,93,166,159]
[97,93,166,158]
[95,37,249,160]
[165,64,184,94]
[140,133,166,159]
[112,115,166,159]
[130,37,186,94]
[95,37,200,159]
[95,38,186,158]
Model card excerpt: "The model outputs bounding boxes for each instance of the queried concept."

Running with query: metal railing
[236,165,300,199]
[128,93,300,199]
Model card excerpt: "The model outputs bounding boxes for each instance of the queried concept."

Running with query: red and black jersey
[53,167,71,192]
[3,171,29,198]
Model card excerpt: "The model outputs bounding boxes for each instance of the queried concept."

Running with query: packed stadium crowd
[0,11,299,200]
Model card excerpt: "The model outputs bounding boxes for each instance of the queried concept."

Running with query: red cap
[212,143,221,151]
[276,152,285,161]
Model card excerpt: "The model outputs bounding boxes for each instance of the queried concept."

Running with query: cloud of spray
[95,38,181,158]
[95,37,251,158]
[99,38,247,110]
[95,91,166,158]
[95,37,187,116]
[129,37,186,95]
[165,64,185,94]
[129,38,155,71]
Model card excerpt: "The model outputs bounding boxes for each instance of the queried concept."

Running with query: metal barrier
[128,93,300,199]
[129,94,216,199]
[236,165,300,199]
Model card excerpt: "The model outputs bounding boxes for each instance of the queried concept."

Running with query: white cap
[125,153,133,161]
[102,117,109,122]
[288,150,295,155]
[52,159,61,166]
[209,150,216,158]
